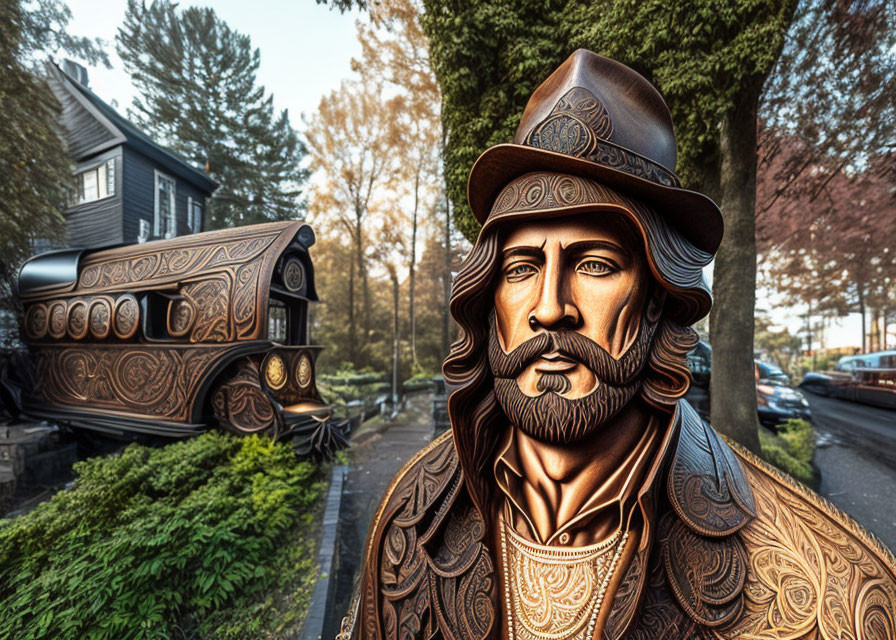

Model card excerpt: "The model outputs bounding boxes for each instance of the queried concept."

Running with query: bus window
[268,300,288,344]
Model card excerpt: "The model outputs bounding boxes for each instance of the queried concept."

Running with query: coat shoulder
[721,438,896,639]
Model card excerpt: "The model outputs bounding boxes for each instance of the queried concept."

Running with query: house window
[187,197,203,233]
[75,159,115,204]
[154,171,176,239]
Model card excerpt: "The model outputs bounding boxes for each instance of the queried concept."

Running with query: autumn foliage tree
[309,0,460,387]
[305,78,402,368]
[758,151,896,352]
[756,0,895,354]
[356,0,444,370]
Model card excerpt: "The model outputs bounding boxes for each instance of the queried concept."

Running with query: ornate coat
[341,401,896,639]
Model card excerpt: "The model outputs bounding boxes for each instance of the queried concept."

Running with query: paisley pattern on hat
[523,86,680,189]
[526,87,614,157]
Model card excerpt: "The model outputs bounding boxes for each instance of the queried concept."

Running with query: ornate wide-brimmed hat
[467,49,721,324]
[468,49,723,256]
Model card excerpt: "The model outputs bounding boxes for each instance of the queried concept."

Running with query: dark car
[685,341,812,428]
[755,361,812,428]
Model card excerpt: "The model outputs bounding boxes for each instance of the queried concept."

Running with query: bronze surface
[347,411,896,640]
[346,49,895,640]
[28,343,242,423]
[87,297,112,339]
[112,293,140,339]
[16,221,332,443]
[467,50,723,256]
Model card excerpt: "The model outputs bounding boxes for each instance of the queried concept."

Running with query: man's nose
[528,259,580,330]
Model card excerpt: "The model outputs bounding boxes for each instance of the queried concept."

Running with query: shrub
[0,432,327,640]
[778,419,815,463]
[759,419,815,485]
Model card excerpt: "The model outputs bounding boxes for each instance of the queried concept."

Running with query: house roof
[46,62,218,194]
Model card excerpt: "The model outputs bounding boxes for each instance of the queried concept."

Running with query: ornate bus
[13,221,345,453]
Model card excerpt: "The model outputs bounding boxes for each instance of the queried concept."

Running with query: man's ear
[646,287,666,324]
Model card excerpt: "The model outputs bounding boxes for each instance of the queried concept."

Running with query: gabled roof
[46,62,218,194]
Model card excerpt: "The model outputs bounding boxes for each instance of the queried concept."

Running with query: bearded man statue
[338,50,896,640]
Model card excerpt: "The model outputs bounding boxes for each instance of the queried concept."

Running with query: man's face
[488,213,656,443]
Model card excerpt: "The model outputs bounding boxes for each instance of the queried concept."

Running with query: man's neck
[508,400,655,543]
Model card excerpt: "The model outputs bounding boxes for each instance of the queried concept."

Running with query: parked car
[755,361,812,428]
[685,341,812,428]
[799,350,896,409]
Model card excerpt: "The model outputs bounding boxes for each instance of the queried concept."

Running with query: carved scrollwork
[48,301,67,339]
[233,260,262,338]
[181,276,232,342]
[522,85,678,190]
[167,299,195,338]
[604,549,646,640]
[715,443,896,640]
[28,344,227,420]
[282,257,305,292]
[66,299,89,340]
[113,294,140,339]
[526,88,613,158]
[210,359,278,436]
[661,514,747,627]
[77,234,276,291]
[88,297,112,339]
[25,303,48,339]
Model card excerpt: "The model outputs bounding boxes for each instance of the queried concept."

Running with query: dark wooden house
[45,60,218,248]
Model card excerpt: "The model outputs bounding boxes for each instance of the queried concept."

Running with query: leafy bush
[778,419,815,464]
[760,419,815,484]
[0,432,327,640]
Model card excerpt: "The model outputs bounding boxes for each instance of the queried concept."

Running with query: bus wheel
[210,359,280,438]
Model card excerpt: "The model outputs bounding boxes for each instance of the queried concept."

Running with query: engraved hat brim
[468,142,724,255]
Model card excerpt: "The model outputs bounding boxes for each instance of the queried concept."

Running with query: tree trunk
[709,89,762,454]
[348,243,356,365]
[354,212,370,367]
[870,307,878,353]
[389,266,400,407]
[858,284,866,353]
[441,190,452,360]
[409,166,420,368]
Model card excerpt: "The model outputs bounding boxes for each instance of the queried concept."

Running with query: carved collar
[492,410,668,547]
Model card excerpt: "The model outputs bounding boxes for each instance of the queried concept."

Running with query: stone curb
[296,464,346,640]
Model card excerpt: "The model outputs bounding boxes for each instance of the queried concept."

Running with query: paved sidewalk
[815,430,896,552]
[325,392,435,637]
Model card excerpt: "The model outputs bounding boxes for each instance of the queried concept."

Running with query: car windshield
[757,361,789,385]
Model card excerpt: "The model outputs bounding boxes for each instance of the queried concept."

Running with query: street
[805,390,896,551]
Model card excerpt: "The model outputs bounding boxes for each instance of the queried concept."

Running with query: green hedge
[0,433,327,640]
[760,419,815,485]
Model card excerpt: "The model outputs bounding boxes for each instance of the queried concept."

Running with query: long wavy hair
[442,220,701,528]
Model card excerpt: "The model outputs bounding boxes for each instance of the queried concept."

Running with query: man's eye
[577,259,616,276]
[505,264,536,281]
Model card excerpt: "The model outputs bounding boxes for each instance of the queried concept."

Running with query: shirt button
[559,532,570,545]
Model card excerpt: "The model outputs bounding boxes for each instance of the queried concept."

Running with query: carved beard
[488,314,655,444]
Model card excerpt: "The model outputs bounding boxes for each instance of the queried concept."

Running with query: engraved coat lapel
[660,400,756,628]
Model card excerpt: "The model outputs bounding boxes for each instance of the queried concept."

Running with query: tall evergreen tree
[1,0,107,324]
[116,0,308,229]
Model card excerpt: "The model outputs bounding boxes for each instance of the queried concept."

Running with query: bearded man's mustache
[487,314,653,388]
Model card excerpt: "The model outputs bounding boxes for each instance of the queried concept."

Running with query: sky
[65,0,362,122]
[61,0,869,352]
